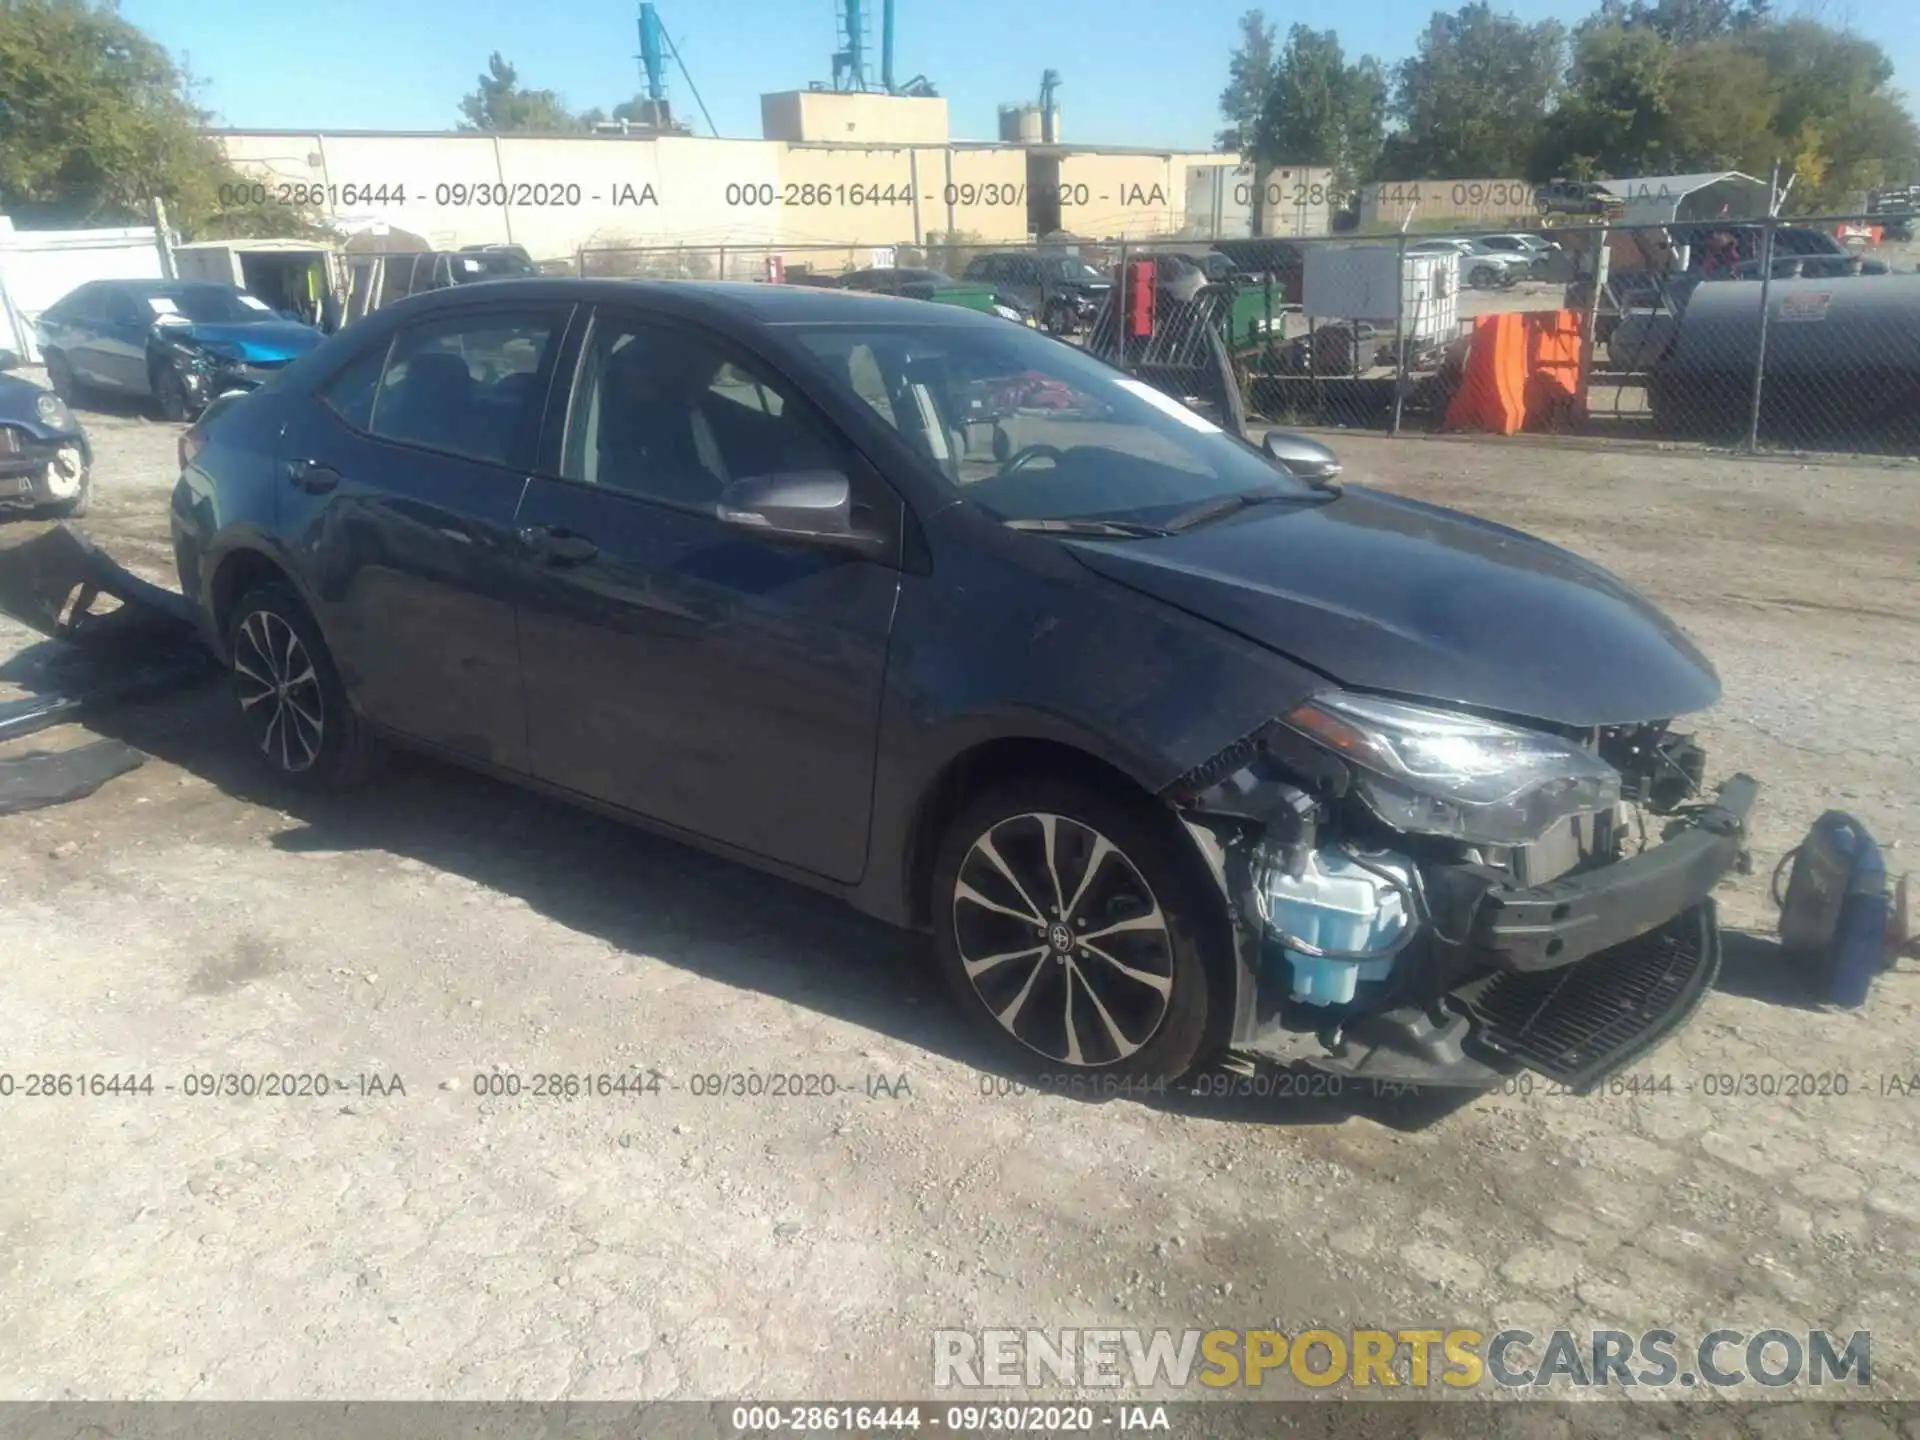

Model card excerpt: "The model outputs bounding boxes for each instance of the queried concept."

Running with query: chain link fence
[576,210,1920,455]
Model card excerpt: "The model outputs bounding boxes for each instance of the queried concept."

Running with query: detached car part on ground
[0,349,91,517]
[173,278,1759,1096]
[36,279,325,422]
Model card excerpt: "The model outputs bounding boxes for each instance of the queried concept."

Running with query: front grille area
[1457,901,1718,1091]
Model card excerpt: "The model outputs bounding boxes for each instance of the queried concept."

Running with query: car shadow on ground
[1715,927,1825,1011]
[51,673,1470,1132]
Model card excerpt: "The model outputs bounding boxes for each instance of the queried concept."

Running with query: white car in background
[1406,237,1537,288]
[1474,233,1563,272]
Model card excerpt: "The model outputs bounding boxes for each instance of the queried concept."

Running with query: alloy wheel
[233,609,325,774]
[950,812,1175,1067]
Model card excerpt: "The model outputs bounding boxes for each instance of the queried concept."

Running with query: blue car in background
[36,279,325,421]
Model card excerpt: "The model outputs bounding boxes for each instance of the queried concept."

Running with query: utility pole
[151,196,177,279]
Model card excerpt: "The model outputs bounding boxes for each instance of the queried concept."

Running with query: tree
[1253,26,1388,190]
[1748,20,1918,208]
[0,0,318,237]
[1216,11,1277,153]
[457,52,588,133]
[1532,8,1918,208]
[1380,3,1566,178]
[1537,24,1774,179]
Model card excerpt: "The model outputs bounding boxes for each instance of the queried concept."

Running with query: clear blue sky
[122,0,1915,151]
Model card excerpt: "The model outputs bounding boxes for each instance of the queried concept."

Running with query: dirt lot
[1,388,1917,1412]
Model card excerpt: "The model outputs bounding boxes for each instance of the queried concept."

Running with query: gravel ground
[1,384,1916,1415]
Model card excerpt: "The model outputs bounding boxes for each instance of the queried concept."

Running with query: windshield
[145,286,282,323]
[455,252,539,279]
[793,321,1310,525]
[1042,257,1106,282]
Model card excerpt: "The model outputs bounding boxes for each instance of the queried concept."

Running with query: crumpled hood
[1066,486,1721,728]
[161,320,323,363]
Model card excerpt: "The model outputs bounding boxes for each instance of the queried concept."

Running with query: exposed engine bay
[1165,699,1757,1093]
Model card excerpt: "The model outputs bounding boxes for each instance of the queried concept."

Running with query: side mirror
[717,471,887,557]
[1262,429,1344,483]
[0,349,19,372]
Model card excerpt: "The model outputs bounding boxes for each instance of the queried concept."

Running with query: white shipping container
[1184,165,1334,240]
[1302,244,1457,344]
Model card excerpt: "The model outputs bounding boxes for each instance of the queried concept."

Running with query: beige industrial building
[210,91,1320,265]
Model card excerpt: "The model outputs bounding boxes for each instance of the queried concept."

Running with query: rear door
[36,285,102,380]
[511,306,903,882]
[275,302,574,770]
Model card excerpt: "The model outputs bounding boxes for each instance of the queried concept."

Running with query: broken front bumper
[0,430,88,507]
[1465,774,1757,972]
[1232,775,1759,1094]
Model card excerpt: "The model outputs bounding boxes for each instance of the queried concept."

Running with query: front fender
[852,512,1327,928]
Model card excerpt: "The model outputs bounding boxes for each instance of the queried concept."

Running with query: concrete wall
[760,92,948,145]
[1357,177,1536,231]
[212,131,1232,260]
[1184,163,1335,239]
[1045,152,1184,238]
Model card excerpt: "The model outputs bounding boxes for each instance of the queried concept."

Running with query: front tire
[154,363,195,423]
[1469,264,1498,288]
[931,779,1223,1083]
[225,582,378,790]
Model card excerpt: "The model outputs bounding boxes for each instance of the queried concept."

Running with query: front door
[92,287,154,393]
[275,302,573,771]
[512,309,902,884]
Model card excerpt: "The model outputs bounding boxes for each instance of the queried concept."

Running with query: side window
[967,256,996,281]
[49,285,97,323]
[105,289,146,325]
[561,316,849,510]
[367,309,561,467]
[318,336,393,430]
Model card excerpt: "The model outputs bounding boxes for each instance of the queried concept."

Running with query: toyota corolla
[169,279,1755,1093]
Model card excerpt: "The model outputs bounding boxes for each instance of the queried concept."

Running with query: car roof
[387,277,1002,327]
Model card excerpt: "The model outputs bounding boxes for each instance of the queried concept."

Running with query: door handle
[286,458,340,494]
[518,524,599,566]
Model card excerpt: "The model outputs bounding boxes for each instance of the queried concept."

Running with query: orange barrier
[1443,310,1587,436]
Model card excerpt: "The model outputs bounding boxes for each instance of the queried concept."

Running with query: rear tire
[225,581,379,791]
[1469,264,1498,288]
[930,778,1224,1084]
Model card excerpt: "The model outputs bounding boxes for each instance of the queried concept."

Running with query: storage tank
[1649,272,1920,441]
[996,104,1044,143]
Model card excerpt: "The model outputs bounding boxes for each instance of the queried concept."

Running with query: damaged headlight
[35,393,73,429]
[1283,692,1620,847]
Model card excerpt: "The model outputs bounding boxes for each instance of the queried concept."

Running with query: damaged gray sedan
[170,279,1754,1093]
